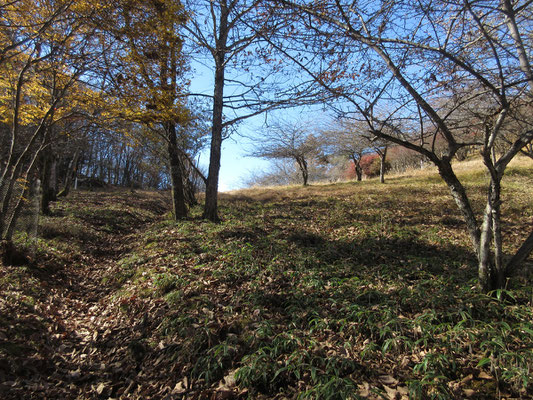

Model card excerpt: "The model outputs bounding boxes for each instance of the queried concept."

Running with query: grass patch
[104,159,533,398]
[2,159,532,399]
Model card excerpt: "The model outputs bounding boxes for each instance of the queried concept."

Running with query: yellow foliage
[97,0,191,128]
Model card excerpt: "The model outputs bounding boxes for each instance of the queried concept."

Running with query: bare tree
[367,138,388,184]
[279,0,533,291]
[184,0,326,220]
[322,120,377,181]
[251,119,324,186]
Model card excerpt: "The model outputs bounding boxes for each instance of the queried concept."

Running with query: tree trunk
[478,202,495,292]
[203,66,224,221]
[203,59,226,220]
[167,123,187,220]
[180,156,198,206]
[478,178,507,292]
[3,148,42,241]
[437,160,481,254]
[351,156,362,181]
[296,157,309,186]
[379,147,388,184]
[40,148,57,215]
[356,167,362,181]
[203,1,229,222]
[57,150,80,198]
[506,230,533,276]
[502,0,533,94]
[6,177,40,242]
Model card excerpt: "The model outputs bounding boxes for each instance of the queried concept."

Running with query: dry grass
[228,155,532,197]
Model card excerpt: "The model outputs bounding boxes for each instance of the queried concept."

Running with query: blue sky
[190,61,332,191]
[202,126,271,191]
[190,63,272,191]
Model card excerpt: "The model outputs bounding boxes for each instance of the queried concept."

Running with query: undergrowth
[108,159,533,399]
[1,160,532,399]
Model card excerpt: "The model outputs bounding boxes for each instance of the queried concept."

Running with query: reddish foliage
[344,153,381,179]
[344,161,357,180]
[360,154,380,177]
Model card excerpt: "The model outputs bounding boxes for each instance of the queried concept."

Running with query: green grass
[99,158,532,399]
[1,158,532,399]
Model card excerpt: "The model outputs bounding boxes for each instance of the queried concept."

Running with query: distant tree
[251,120,323,186]
[387,145,425,173]
[321,119,390,182]
[321,120,369,181]
[246,157,332,187]
[246,159,298,187]
[367,138,388,184]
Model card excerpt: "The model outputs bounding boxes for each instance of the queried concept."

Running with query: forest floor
[1,158,533,400]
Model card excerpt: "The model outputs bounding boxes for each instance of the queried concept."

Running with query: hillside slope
[1,159,532,399]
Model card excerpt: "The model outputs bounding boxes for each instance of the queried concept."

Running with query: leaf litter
[0,170,532,399]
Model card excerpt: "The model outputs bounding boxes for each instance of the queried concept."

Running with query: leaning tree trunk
[3,143,43,241]
[436,159,514,292]
[180,156,198,206]
[167,123,187,220]
[437,159,481,254]
[5,177,40,242]
[203,58,226,222]
[506,231,533,276]
[57,150,80,198]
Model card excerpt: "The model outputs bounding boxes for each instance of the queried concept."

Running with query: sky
[189,56,333,192]
[190,63,271,191]
[201,126,271,192]
[195,103,329,192]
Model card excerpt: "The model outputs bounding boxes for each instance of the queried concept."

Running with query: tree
[279,0,533,291]
[251,119,323,186]
[0,0,99,240]
[184,0,325,220]
[368,138,388,184]
[322,120,375,181]
[96,0,191,219]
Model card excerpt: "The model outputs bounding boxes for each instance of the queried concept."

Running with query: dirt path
[0,191,179,399]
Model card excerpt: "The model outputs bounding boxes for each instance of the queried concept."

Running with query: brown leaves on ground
[1,162,532,399]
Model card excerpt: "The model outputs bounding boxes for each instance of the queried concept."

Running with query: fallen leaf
[379,375,398,386]
[383,384,398,399]
[397,386,409,396]
[173,377,188,394]
[358,382,371,397]
[96,383,105,395]
[478,371,492,380]
[222,369,237,388]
